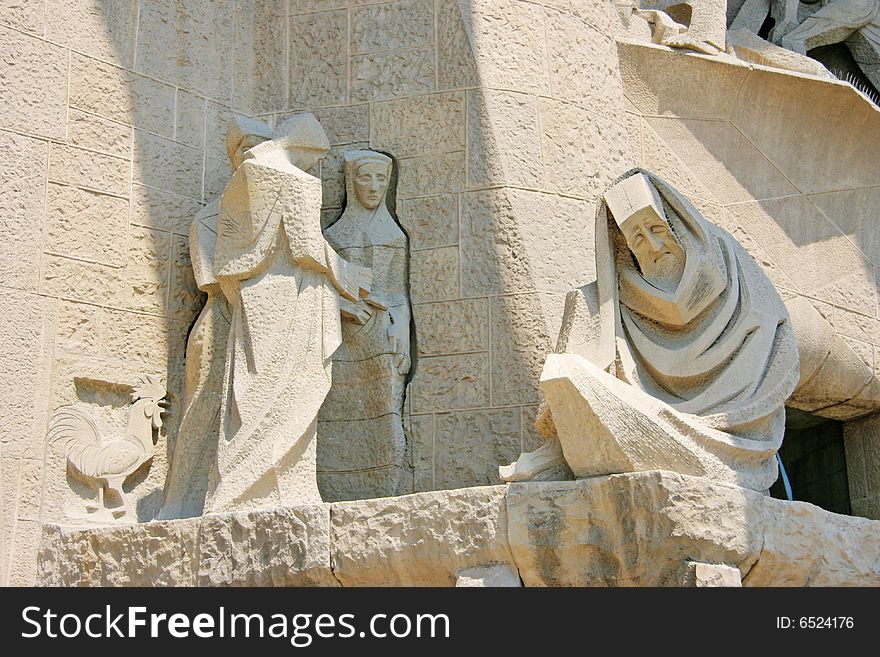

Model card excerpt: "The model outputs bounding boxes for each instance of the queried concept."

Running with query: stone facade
[2,1,880,586]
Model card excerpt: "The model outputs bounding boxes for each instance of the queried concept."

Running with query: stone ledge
[38,472,880,586]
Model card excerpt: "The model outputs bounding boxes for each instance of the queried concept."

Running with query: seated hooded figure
[501,170,799,492]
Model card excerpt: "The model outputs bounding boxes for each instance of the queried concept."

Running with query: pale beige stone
[434,409,521,488]
[809,186,880,265]
[69,52,176,139]
[687,562,743,587]
[330,486,514,586]
[67,110,132,159]
[289,10,348,107]
[312,105,370,145]
[414,299,489,356]
[55,302,102,356]
[396,151,466,198]
[9,519,40,586]
[234,0,288,114]
[132,131,203,201]
[44,184,129,267]
[46,0,134,66]
[129,184,204,234]
[409,246,459,302]
[49,144,130,198]
[468,89,544,189]
[175,89,206,149]
[372,92,466,158]
[410,413,434,492]
[0,25,67,141]
[0,131,47,292]
[0,0,44,33]
[456,564,521,587]
[40,256,125,306]
[411,353,490,412]
[318,141,369,209]
[437,0,479,90]
[135,0,235,103]
[350,0,433,55]
[351,47,435,102]
[397,195,458,250]
[124,226,172,315]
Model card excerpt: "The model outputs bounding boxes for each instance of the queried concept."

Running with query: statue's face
[353,161,389,210]
[621,210,686,292]
[232,133,269,170]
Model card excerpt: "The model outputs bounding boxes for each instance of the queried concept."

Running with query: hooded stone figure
[318,149,412,501]
[202,114,372,513]
[158,117,273,520]
[501,169,800,492]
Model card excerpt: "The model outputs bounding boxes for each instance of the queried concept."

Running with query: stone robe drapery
[203,156,369,513]
[544,170,799,491]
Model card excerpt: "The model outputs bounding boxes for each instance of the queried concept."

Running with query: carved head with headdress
[344,150,393,212]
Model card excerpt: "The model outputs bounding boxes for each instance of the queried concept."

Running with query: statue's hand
[387,312,411,376]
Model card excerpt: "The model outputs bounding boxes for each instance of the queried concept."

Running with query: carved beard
[638,241,686,294]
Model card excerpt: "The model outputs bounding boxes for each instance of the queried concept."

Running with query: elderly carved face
[621,210,686,292]
[353,161,389,210]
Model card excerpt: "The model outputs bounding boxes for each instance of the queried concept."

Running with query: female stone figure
[203,115,371,513]
[318,150,412,501]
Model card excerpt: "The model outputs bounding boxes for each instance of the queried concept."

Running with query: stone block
[808,186,880,266]
[69,52,176,139]
[100,309,186,370]
[539,98,632,200]
[468,89,543,189]
[0,131,47,292]
[350,0,433,55]
[491,294,554,406]
[396,151,465,199]
[521,405,544,453]
[55,301,102,356]
[351,47,435,102]
[414,298,489,356]
[9,518,40,586]
[0,0,44,33]
[411,353,490,413]
[547,12,623,115]
[437,0,479,90]
[0,25,67,140]
[687,562,743,587]
[175,89,206,149]
[46,0,134,66]
[456,564,521,587]
[462,0,549,95]
[460,188,595,297]
[236,0,288,113]
[410,413,434,492]
[815,268,877,318]
[48,144,130,197]
[205,101,248,164]
[637,117,717,202]
[569,0,614,33]
[506,472,765,586]
[618,41,750,120]
[124,226,172,315]
[44,184,129,267]
[130,184,203,234]
[40,255,125,306]
[744,497,880,586]
[372,92,466,158]
[197,505,337,586]
[204,156,230,202]
[434,408,521,488]
[67,110,132,158]
[312,105,370,145]
[409,246,459,303]
[135,0,235,103]
[133,131,204,200]
[14,458,42,522]
[330,486,514,586]
[168,234,205,322]
[289,10,348,108]
[397,194,458,250]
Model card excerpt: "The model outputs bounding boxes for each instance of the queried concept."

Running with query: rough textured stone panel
[491,293,554,406]
[175,89,206,149]
[397,194,458,250]
[409,246,459,303]
[46,0,134,65]
[434,408,521,488]
[411,353,490,412]
[312,105,370,145]
[0,25,67,140]
[44,184,129,267]
[350,0,433,54]
[351,47,435,102]
[414,298,488,356]
[236,0,288,113]
[40,256,125,305]
[289,10,348,108]
[437,0,478,90]
[0,131,47,292]
[330,486,514,586]
[68,110,132,158]
[0,0,44,33]
[372,92,466,158]
[49,144,130,197]
[410,413,434,492]
[124,226,172,315]
[468,89,543,188]
[809,187,880,266]
[55,301,102,355]
[133,131,203,200]
[396,151,465,198]
[130,184,203,234]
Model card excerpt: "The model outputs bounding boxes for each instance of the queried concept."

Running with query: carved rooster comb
[131,375,166,402]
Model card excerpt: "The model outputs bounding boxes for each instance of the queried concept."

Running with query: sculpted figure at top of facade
[177,113,373,514]
[318,150,412,501]
[158,117,274,520]
[501,170,800,492]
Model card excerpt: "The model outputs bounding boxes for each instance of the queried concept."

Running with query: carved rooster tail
[47,407,106,478]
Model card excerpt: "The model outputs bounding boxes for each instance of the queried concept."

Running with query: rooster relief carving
[48,376,168,522]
